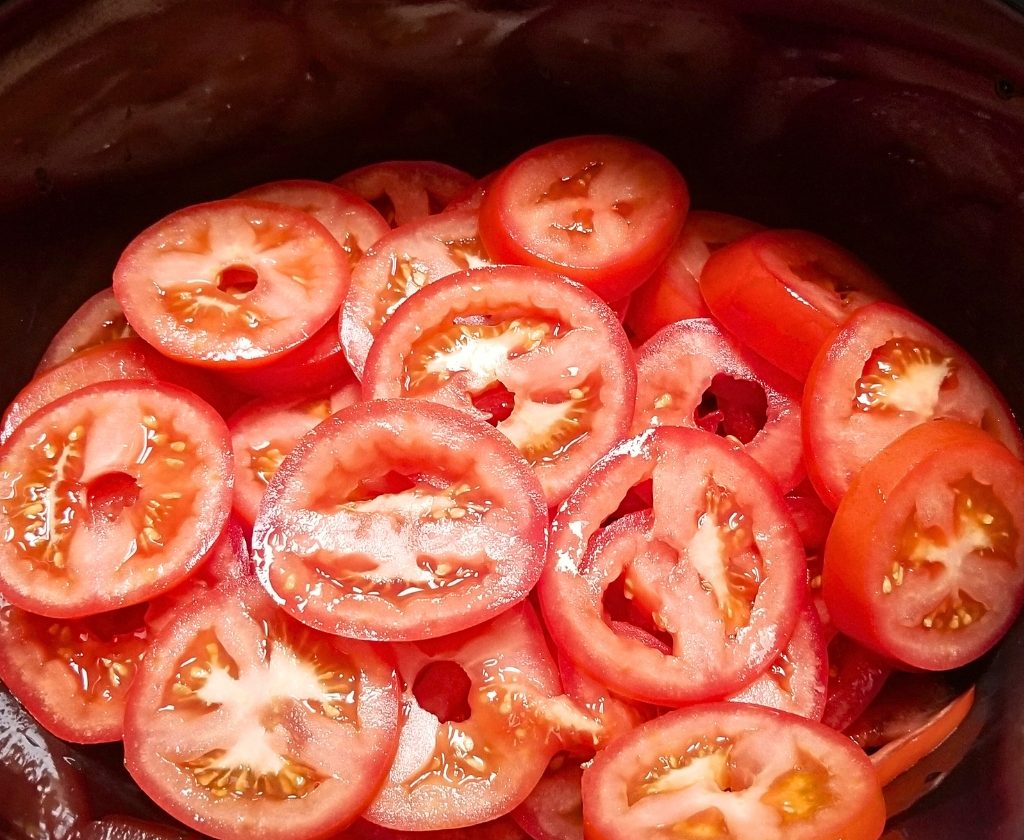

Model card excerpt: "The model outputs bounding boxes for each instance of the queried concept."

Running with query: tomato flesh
[36,288,136,374]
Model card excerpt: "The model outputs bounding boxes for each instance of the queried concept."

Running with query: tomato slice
[625,211,764,344]
[700,229,897,381]
[363,265,637,506]
[363,603,561,831]
[333,160,476,228]
[538,427,805,705]
[803,301,1024,508]
[343,816,531,839]
[228,382,361,525]
[819,634,891,732]
[511,760,585,840]
[124,580,400,840]
[0,381,233,617]
[236,179,390,268]
[632,318,804,493]
[341,207,494,378]
[113,199,350,368]
[823,419,1024,670]
[479,135,689,301]
[582,702,886,840]
[36,288,136,373]
[252,399,547,641]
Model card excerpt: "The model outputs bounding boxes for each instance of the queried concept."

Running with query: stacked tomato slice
[1,138,1021,840]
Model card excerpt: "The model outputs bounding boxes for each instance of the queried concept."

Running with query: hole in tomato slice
[412,660,473,723]
[86,471,140,523]
[471,381,516,425]
[694,374,767,444]
[346,470,424,503]
[216,265,259,298]
[601,575,674,654]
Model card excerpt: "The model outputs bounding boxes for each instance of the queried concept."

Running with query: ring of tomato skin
[228,382,361,526]
[631,318,804,494]
[251,398,548,642]
[123,580,400,840]
[36,287,136,374]
[113,199,351,369]
[822,419,1024,671]
[699,229,897,382]
[478,135,689,302]
[0,380,234,618]
[340,207,494,379]
[581,702,886,840]
[803,301,1024,510]
[333,160,476,228]
[362,265,638,507]
[363,602,562,832]
[538,427,805,706]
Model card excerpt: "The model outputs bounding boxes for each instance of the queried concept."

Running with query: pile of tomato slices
[0,135,1020,840]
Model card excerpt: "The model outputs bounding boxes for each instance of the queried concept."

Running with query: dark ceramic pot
[1,1,1024,837]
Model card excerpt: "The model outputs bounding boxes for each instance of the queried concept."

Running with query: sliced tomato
[727,603,828,721]
[363,265,637,506]
[229,382,361,525]
[804,301,1024,508]
[333,160,476,228]
[538,427,805,705]
[582,702,886,840]
[124,580,400,840]
[363,603,560,831]
[444,171,501,214]
[511,760,584,840]
[236,178,390,268]
[631,318,804,493]
[76,816,202,839]
[479,135,689,301]
[700,229,897,381]
[823,419,1024,670]
[819,634,892,732]
[252,399,547,641]
[341,207,494,378]
[0,381,233,617]
[36,288,136,373]
[625,211,764,344]
[342,817,530,839]
[113,199,349,369]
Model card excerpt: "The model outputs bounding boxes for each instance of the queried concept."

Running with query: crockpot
[1,1,1023,837]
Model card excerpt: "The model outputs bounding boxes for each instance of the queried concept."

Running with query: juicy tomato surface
[823,419,1024,670]
[700,229,896,381]
[343,816,530,839]
[624,210,763,344]
[114,199,350,368]
[0,381,233,618]
[510,760,584,840]
[252,399,547,641]
[803,301,1024,508]
[124,580,400,840]
[363,603,560,831]
[36,288,136,374]
[334,160,476,228]
[819,634,892,732]
[538,427,805,705]
[479,135,689,301]
[631,318,804,493]
[341,207,493,378]
[582,702,886,840]
[363,265,637,506]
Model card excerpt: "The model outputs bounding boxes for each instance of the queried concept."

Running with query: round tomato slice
[823,419,1024,670]
[803,301,1024,508]
[511,760,585,840]
[341,207,494,378]
[363,266,637,506]
[36,288,136,373]
[700,229,897,381]
[582,702,886,840]
[113,199,350,368]
[228,382,361,525]
[538,427,805,705]
[363,603,560,831]
[252,399,547,641]
[333,160,476,228]
[0,381,233,617]
[342,817,530,839]
[631,318,804,493]
[625,211,764,344]
[124,580,399,840]
[479,135,689,301]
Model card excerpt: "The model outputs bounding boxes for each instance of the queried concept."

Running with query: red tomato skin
[479,136,689,302]
[36,287,135,374]
[510,761,584,840]
[334,160,476,228]
[823,419,1024,670]
[700,229,896,381]
[819,635,892,732]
